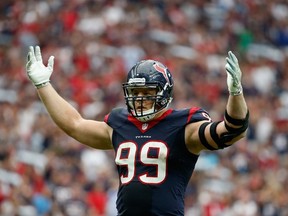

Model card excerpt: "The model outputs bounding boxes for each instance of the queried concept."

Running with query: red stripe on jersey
[104,113,110,123]
[187,107,200,124]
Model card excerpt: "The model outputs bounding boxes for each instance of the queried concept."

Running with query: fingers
[227,51,239,67]
[27,46,44,63]
[26,47,36,71]
[48,56,55,71]
[225,63,235,78]
[228,51,238,64]
[35,46,43,62]
[28,46,37,63]
[226,51,240,74]
[26,54,33,70]
[226,51,241,86]
[26,52,32,65]
[226,57,236,74]
[27,45,54,69]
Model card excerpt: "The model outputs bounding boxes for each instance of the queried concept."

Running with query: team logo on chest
[142,123,149,131]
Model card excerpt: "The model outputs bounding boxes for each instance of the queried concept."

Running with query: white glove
[26,46,54,88]
[225,51,243,96]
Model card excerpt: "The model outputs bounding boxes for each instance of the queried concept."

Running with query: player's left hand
[26,46,54,88]
[225,51,243,96]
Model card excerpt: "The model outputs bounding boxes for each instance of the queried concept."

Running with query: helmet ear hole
[122,60,174,122]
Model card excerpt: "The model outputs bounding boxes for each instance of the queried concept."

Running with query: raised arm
[186,51,249,154]
[26,46,113,150]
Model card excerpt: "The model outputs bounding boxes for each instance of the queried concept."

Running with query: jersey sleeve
[186,107,212,124]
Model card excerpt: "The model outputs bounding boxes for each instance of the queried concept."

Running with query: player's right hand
[26,46,54,88]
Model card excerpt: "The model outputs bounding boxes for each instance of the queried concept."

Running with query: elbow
[229,129,248,145]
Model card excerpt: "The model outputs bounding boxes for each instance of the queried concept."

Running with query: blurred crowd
[1,0,288,215]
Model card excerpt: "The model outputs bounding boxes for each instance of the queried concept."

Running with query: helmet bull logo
[153,63,170,84]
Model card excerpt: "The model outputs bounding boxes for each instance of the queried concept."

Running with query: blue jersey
[104,107,210,216]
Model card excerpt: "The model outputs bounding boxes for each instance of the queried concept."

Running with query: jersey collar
[128,109,173,133]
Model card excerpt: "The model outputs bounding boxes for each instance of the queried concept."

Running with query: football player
[26,46,249,216]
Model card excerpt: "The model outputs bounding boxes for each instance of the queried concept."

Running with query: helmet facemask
[122,60,174,122]
[123,83,172,122]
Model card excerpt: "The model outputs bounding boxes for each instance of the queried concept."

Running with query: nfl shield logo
[142,123,148,130]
